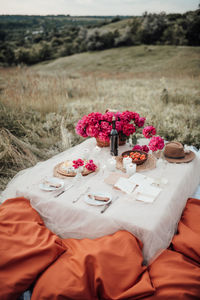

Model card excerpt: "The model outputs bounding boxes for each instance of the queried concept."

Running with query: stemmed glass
[155,150,168,186]
[92,146,101,160]
[74,166,83,183]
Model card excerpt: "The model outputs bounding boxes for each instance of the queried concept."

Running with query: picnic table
[1,137,200,264]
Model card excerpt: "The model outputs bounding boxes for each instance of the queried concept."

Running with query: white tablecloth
[1,138,200,264]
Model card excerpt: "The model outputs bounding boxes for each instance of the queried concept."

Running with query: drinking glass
[107,157,116,172]
[82,148,90,160]
[92,146,101,161]
[74,166,83,183]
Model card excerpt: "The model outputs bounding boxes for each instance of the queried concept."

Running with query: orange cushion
[180,198,200,233]
[31,231,155,300]
[144,250,200,300]
[0,197,67,300]
[172,198,200,264]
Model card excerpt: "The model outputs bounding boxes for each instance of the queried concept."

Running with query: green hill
[34,45,200,77]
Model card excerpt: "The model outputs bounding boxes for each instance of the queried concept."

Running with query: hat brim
[164,150,195,163]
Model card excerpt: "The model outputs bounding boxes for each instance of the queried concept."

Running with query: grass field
[0,45,200,190]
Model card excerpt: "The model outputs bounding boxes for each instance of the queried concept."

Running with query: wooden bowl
[121,150,148,165]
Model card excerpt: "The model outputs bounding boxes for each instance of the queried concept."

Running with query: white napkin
[114,177,137,194]
[135,184,162,203]
[129,173,155,185]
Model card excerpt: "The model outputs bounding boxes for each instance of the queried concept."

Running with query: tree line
[0,9,199,66]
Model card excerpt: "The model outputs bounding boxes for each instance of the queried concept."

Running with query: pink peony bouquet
[76,111,145,143]
[76,110,164,152]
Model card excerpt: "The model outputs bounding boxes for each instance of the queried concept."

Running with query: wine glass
[82,147,90,160]
[107,157,116,172]
[74,166,83,183]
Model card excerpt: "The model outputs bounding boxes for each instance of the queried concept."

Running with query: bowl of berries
[121,150,148,165]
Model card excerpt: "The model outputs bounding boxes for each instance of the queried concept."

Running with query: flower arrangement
[72,159,97,172]
[76,110,164,152]
[76,111,145,143]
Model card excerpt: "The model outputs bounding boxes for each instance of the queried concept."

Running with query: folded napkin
[135,184,162,203]
[129,173,155,186]
[43,181,62,188]
[114,177,137,194]
[88,194,110,202]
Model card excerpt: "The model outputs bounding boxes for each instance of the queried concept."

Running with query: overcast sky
[0,0,199,16]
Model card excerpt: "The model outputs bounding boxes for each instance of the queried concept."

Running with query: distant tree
[0,30,6,41]
[162,24,187,45]
[185,11,200,45]
[2,46,15,65]
[38,43,53,61]
[111,16,121,23]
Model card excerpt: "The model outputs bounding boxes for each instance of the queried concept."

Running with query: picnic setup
[1,110,200,300]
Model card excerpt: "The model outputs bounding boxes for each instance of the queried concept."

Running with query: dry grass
[0,45,200,190]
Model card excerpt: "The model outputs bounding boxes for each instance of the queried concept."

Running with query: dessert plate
[39,177,64,191]
[84,192,112,206]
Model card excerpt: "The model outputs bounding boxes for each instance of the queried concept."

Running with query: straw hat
[164,141,195,163]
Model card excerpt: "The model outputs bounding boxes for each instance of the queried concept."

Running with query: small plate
[39,177,64,191]
[84,192,112,206]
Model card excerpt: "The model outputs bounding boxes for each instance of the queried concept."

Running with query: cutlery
[101,195,119,213]
[101,201,112,213]
[55,184,73,198]
[73,186,90,203]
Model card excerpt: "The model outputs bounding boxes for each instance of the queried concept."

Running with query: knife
[101,201,112,213]
[55,184,73,198]
[101,195,119,213]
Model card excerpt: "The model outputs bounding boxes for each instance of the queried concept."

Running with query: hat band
[165,154,185,159]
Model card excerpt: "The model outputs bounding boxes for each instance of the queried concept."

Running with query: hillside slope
[33,45,200,77]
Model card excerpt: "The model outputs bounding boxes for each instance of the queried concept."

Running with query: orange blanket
[0,197,67,300]
[0,197,200,300]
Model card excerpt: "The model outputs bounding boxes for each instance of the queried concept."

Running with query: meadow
[0,45,200,190]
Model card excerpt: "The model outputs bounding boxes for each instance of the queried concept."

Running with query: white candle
[126,163,136,176]
[123,157,132,168]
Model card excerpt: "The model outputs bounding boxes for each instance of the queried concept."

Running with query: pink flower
[76,111,156,144]
[135,117,146,128]
[98,132,110,142]
[72,159,84,169]
[132,145,150,153]
[142,145,149,153]
[75,120,88,137]
[85,160,97,172]
[86,125,99,137]
[143,126,156,139]
[148,136,164,152]
[122,123,136,136]
[132,144,143,151]
[116,121,123,132]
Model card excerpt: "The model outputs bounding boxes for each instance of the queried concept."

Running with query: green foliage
[0,10,200,66]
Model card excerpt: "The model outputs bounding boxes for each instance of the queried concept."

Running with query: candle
[123,157,132,168]
[125,163,136,176]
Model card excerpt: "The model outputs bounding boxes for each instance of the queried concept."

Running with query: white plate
[84,192,112,206]
[39,177,64,191]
